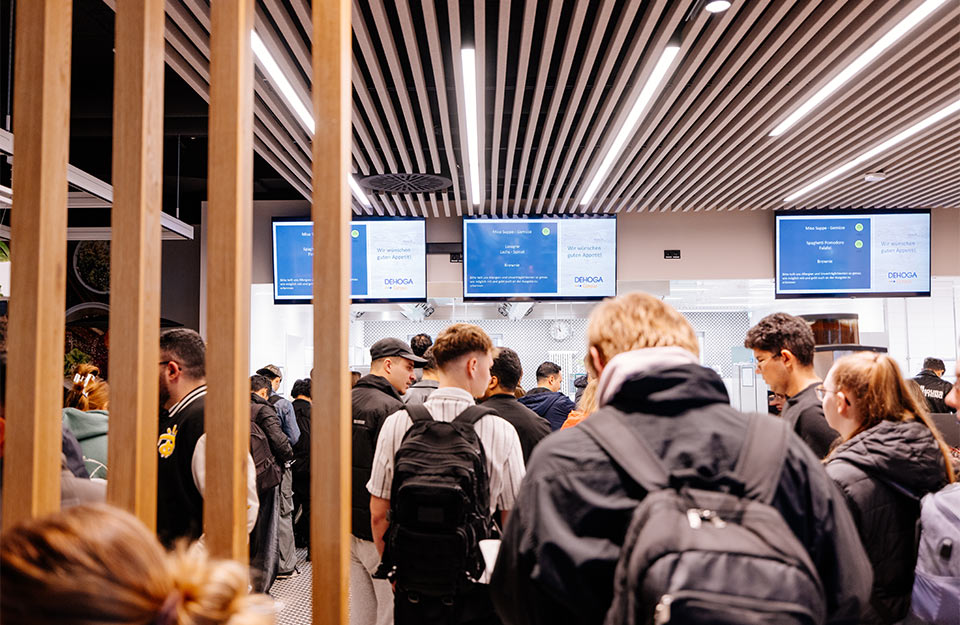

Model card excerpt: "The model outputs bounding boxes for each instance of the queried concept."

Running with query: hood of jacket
[62,407,109,441]
[831,419,948,497]
[604,362,731,417]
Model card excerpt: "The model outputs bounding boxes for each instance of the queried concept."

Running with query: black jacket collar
[354,374,403,402]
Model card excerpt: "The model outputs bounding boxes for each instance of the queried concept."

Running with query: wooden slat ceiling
[116,0,960,217]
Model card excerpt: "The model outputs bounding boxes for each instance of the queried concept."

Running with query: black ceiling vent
[358,173,453,194]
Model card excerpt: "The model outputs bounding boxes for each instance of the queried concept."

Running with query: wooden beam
[312,0,351,623]
[204,0,254,561]
[1,0,72,532]
[106,0,165,528]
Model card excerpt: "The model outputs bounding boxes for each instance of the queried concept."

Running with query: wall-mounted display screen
[462,217,616,300]
[272,218,426,303]
[775,210,930,299]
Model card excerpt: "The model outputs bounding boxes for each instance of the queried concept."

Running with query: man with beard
[156,328,258,547]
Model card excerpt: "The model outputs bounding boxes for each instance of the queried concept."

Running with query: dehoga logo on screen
[574,276,604,288]
[888,271,918,279]
[384,277,414,289]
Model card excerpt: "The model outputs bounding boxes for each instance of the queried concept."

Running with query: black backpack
[378,403,496,598]
[580,409,826,625]
[249,412,281,493]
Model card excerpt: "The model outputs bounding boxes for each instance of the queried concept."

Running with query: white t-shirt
[366,386,525,513]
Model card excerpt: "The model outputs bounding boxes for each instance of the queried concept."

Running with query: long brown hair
[65,363,110,411]
[830,352,955,483]
[1,504,273,625]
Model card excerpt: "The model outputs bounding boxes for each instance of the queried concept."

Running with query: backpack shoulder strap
[733,413,790,503]
[405,402,434,423]
[267,394,282,406]
[453,405,497,427]
[579,408,669,493]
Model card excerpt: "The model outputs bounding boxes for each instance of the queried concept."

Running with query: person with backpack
[352,337,425,625]
[821,352,956,624]
[368,323,525,625]
[256,364,300,578]
[249,374,294,590]
[491,292,872,625]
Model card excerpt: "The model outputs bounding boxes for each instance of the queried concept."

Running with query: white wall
[240,204,960,395]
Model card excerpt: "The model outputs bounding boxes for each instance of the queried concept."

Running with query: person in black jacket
[290,378,312,549]
[351,337,424,625]
[745,312,840,457]
[249,375,295,588]
[251,376,294,466]
[491,293,872,625]
[480,347,550,463]
[517,361,576,431]
[913,357,956,414]
[822,352,956,624]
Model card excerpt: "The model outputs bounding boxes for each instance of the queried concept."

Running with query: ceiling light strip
[349,175,372,208]
[460,48,483,206]
[580,44,681,206]
[770,0,947,137]
[251,30,315,134]
[783,97,960,202]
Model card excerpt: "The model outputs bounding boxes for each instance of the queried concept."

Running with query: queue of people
[1,293,959,625]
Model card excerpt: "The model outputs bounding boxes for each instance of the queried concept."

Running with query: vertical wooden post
[1,0,72,532]
[312,1,352,623]
[205,0,254,561]
[106,0,165,528]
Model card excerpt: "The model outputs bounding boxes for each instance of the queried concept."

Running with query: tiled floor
[270,548,312,624]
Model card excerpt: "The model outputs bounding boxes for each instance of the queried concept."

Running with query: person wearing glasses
[745,312,839,458]
[156,328,259,548]
[821,352,956,625]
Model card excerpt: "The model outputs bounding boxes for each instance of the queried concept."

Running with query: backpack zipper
[654,594,673,624]
[686,508,727,529]
[652,590,819,624]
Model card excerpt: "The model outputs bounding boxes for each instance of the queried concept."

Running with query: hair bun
[166,547,274,625]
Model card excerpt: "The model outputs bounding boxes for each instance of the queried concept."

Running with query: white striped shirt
[366,386,526,512]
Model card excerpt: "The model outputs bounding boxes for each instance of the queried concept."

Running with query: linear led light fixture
[349,175,372,207]
[783,97,960,202]
[460,49,482,206]
[251,30,315,134]
[580,43,681,205]
[770,0,947,137]
[251,31,367,207]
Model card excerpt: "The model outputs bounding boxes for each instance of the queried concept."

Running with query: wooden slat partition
[106,0,165,528]
[0,0,72,532]
[312,0,351,622]
[204,0,254,561]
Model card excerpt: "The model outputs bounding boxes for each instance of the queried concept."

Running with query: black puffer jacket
[826,419,950,625]
[291,398,311,475]
[351,374,403,540]
[492,364,872,625]
[251,393,293,464]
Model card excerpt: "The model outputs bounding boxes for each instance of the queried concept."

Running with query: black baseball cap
[370,338,428,366]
